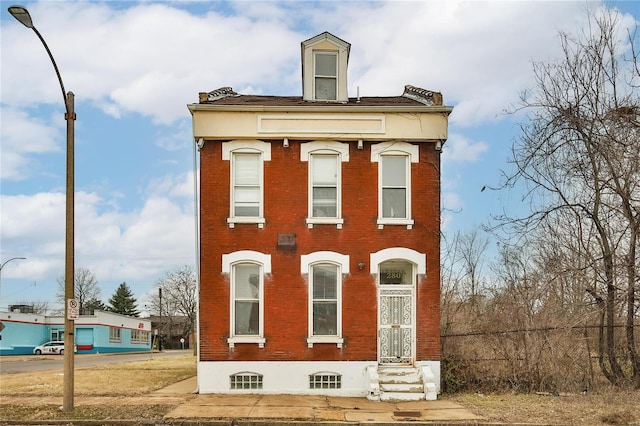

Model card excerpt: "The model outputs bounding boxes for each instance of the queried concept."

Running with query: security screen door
[378,260,414,364]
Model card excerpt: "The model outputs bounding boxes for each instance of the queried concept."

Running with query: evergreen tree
[84,298,107,312]
[108,282,140,317]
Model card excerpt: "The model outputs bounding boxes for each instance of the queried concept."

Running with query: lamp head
[8,5,34,28]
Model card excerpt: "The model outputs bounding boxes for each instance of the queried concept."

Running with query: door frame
[370,248,426,366]
[377,265,416,365]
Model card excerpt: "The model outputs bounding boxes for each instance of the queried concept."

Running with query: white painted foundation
[197,360,441,397]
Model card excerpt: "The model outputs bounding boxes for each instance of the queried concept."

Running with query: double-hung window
[233,153,260,217]
[312,155,338,218]
[233,263,261,336]
[314,52,337,100]
[372,142,418,229]
[301,251,348,348]
[301,141,348,228]
[223,250,271,348]
[312,264,338,336]
[381,155,409,219]
[223,140,271,228]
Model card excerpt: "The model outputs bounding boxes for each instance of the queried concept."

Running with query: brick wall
[199,140,441,362]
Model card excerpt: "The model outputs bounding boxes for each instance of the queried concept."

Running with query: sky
[1,0,639,314]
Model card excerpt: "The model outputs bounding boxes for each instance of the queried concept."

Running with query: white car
[33,341,76,355]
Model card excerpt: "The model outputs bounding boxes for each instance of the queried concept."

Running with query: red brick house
[188,32,452,400]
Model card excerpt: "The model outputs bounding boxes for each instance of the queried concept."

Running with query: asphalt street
[0,349,191,374]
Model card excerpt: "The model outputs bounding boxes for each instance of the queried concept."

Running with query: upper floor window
[223,250,271,348]
[314,52,337,100]
[222,140,271,228]
[312,154,338,215]
[233,153,261,216]
[371,142,419,229]
[381,155,409,219]
[301,141,348,228]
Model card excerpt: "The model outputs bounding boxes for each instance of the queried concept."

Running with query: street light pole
[8,5,76,412]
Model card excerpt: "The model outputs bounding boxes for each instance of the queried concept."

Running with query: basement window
[309,372,341,389]
[230,372,263,390]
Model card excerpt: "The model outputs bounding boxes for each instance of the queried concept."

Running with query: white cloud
[4,1,618,128]
[0,107,62,180]
[0,182,195,307]
[154,119,193,152]
[147,171,195,199]
[442,133,488,163]
[441,191,463,231]
[2,2,300,126]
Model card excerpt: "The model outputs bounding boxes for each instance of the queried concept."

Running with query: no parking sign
[67,298,79,320]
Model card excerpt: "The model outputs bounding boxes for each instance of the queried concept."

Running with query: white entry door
[378,260,415,365]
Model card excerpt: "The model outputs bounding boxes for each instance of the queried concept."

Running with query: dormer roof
[301,32,351,59]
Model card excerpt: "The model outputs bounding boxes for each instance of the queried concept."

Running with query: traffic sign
[67,298,79,320]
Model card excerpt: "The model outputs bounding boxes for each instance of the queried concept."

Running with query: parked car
[33,341,77,355]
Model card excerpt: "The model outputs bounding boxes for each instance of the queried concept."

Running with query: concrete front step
[378,366,426,401]
[378,367,421,384]
[379,373,421,383]
[380,391,426,402]
[380,382,424,393]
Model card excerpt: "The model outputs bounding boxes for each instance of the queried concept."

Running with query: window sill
[306,218,344,229]
[376,218,414,229]
[307,336,344,348]
[228,336,266,348]
[227,217,266,229]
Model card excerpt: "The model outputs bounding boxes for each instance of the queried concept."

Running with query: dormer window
[302,32,350,103]
[314,52,337,100]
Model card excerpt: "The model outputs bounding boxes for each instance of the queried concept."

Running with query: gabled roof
[301,31,351,63]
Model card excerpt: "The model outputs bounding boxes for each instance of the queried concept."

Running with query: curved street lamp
[8,4,76,412]
[0,257,27,291]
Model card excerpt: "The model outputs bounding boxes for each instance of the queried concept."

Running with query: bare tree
[497,9,640,387]
[148,265,197,349]
[11,300,51,315]
[56,267,101,311]
[459,229,489,303]
[441,228,490,333]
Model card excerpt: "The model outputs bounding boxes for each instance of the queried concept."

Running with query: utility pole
[158,288,162,352]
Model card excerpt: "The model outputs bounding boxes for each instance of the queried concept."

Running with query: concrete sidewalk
[157,377,483,423]
[0,376,483,424]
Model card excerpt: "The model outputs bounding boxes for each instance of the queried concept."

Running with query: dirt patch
[1,354,639,424]
[0,404,171,422]
[444,389,640,425]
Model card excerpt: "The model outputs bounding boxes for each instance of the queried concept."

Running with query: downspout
[193,137,202,392]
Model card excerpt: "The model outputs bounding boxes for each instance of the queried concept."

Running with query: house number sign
[381,270,404,284]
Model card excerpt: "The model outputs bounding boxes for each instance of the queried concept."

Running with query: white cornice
[188,104,453,114]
